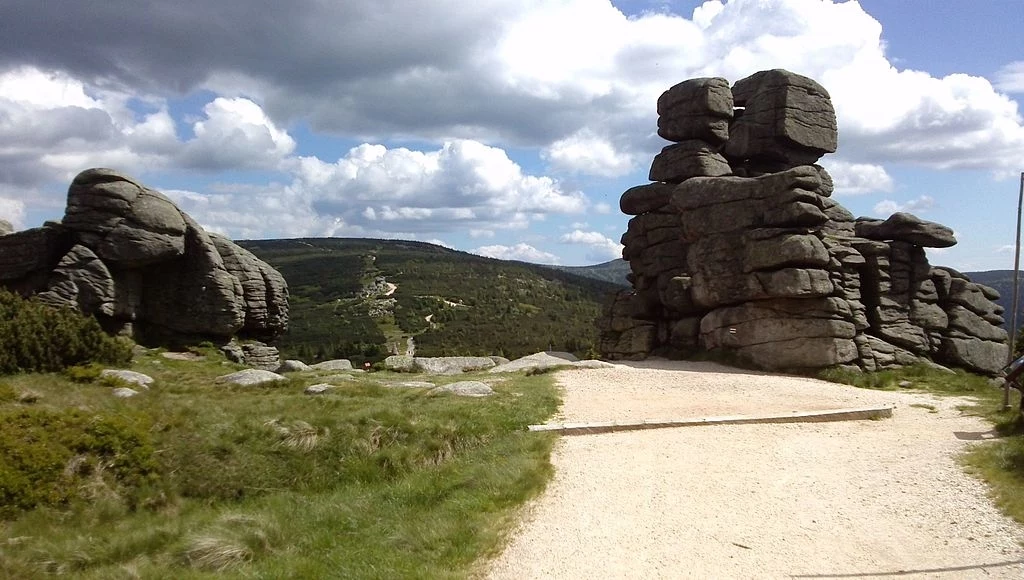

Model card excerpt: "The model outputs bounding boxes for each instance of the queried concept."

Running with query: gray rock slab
[412,356,495,374]
[382,380,436,389]
[100,369,154,388]
[855,212,956,248]
[304,384,335,395]
[430,381,495,397]
[112,387,139,398]
[311,359,353,371]
[277,359,312,373]
[215,369,286,386]
[490,351,582,373]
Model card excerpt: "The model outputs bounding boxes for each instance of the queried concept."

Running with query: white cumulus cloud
[472,243,560,264]
[820,160,894,196]
[291,139,586,234]
[560,229,624,262]
[543,129,636,177]
[0,196,25,230]
[180,97,296,170]
[872,195,935,217]
[995,61,1024,93]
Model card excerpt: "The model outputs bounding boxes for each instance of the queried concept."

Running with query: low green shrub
[0,289,133,375]
[63,363,104,383]
[0,407,160,517]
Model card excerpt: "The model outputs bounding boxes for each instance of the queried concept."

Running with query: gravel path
[484,360,1024,579]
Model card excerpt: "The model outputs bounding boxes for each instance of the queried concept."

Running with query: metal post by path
[1007,172,1024,410]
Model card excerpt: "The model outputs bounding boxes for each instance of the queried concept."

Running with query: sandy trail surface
[484,360,1024,579]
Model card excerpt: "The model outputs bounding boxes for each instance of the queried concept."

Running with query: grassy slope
[239,238,622,363]
[0,347,559,578]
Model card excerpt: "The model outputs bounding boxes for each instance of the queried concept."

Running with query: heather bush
[0,407,159,517]
[0,289,132,375]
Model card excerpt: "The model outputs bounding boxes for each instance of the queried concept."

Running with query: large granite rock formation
[0,169,289,346]
[600,69,1008,376]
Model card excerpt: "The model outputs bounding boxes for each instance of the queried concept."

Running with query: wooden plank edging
[528,406,894,436]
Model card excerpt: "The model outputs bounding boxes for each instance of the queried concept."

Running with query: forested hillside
[239,239,621,363]
[551,259,630,286]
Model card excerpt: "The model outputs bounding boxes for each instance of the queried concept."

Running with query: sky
[0,0,1022,270]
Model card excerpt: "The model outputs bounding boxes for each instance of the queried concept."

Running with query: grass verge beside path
[822,364,1024,527]
[0,347,559,578]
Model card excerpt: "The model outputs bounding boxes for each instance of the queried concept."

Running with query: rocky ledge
[600,69,1008,376]
[0,168,289,346]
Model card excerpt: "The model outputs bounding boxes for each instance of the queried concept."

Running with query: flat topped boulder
[725,69,837,166]
[855,212,957,248]
[215,369,286,386]
[100,369,155,388]
[657,77,734,143]
[430,381,495,397]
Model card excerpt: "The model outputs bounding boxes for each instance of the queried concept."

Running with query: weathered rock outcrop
[600,69,1008,376]
[0,168,289,346]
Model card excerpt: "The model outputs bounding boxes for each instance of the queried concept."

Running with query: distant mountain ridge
[965,270,1024,332]
[238,238,622,363]
[551,259,630,286]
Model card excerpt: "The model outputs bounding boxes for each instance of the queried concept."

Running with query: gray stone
[100,369,154,388]
[64,168,187,268]
[304,384,335,395]
[489,351,581,373]
[311,359,354,371]
[619,183,677,215]
[725,69,837,165]
[412,356,495,374]
[215,369,287,386]
[35,245,116,316]
[0,226,70,282]
[855,213,956,248]
[430,381,495,397]
[210,234,289,337]
[657,77,733,143]
[384,355,415,372]
[649,141,731,183]
[383,380,435,389]
[939,337,1009,376]
[600,70,1008,376]
[0,168,289,348]
[112,387,139,398]
[222,341,281,371]
[277,359,312,373]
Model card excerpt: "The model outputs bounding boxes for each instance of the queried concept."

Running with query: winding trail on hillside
[484,360,1024,579]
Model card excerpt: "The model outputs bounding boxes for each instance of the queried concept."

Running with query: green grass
[822,363,1024,526]
[0,347,559,578]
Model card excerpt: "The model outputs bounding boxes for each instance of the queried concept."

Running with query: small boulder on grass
[215,369,286,386]
[276,360,312,373]
[304,384,335,395]
[112,387,138,398]
[311,359,353,371]
[101,369,154,388]
[429,381,494,397]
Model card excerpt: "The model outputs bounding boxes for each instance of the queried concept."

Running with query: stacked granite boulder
[0,168,288,347]
[600,69,1008,375]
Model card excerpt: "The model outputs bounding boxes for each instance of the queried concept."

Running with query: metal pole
[1006,172,1024,410]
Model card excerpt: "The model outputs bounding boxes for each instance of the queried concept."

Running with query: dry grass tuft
[264,419,329,452]
[183,536,253,571]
